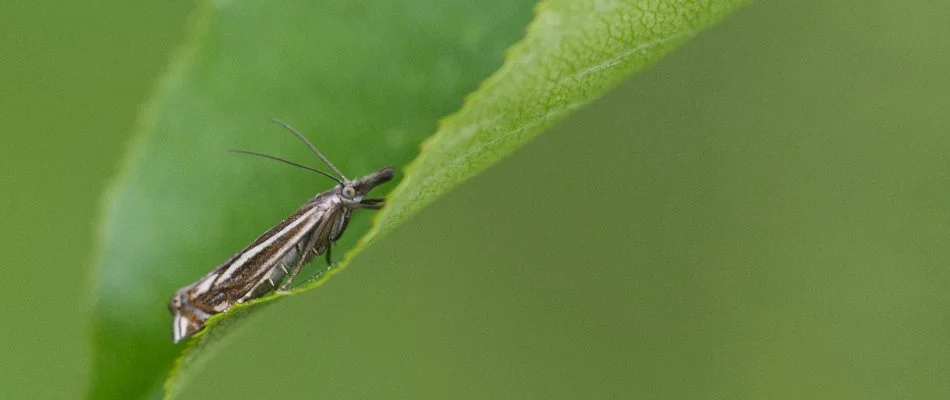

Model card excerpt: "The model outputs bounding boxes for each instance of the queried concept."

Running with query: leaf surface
[89,1,537,398]
[88,0,746,398]
[372,0,749,238]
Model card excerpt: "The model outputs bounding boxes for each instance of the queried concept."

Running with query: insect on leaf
[87,0,748,399]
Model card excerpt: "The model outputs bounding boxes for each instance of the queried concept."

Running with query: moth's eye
[342,186,356,198]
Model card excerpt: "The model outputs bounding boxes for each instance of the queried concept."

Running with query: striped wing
[242,205,349,299]
[186,199,343,313]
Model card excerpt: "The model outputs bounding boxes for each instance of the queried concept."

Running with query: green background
[2,1,948,399]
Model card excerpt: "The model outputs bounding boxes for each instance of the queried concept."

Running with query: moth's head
[338,166,394,207]
[169,290,205,343]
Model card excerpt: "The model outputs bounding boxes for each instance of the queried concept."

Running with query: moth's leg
[325,244,333,266]
[279,234,321,292]
[355,198,385,209]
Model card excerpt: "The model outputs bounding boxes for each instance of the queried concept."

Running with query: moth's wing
[310,206,348,256]
[329,207,353,242]
[243,206,347,297]
[193,203,338,304]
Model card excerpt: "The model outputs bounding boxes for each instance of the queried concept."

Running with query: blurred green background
[2,1,948,399]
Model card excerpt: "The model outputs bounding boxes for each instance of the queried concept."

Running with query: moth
[168,119,394,343]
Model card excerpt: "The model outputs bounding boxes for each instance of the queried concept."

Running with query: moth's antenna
[230,149,343,185]
[270,118,347,181]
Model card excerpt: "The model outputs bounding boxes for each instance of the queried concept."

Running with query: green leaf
[370,0,749,239]
[89,0,746,399]
[89,1,537,399]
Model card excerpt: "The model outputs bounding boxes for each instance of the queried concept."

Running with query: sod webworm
[168,119,394,343]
